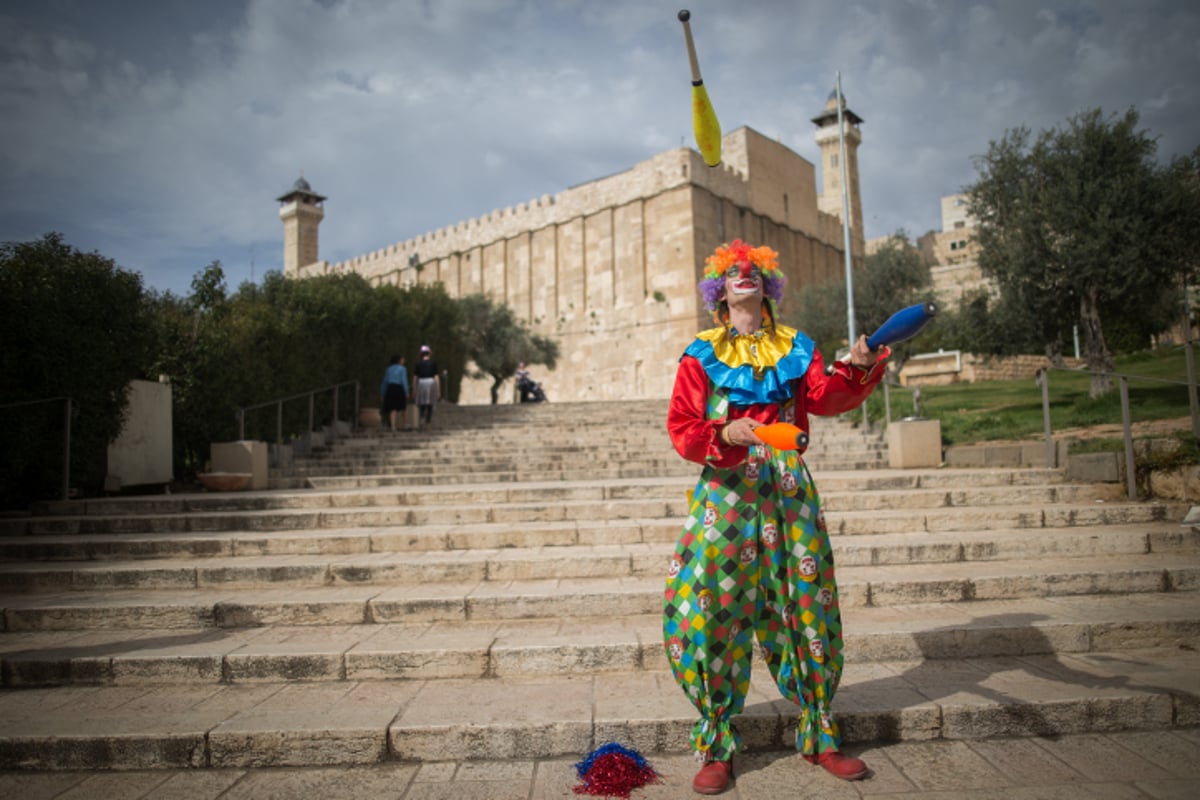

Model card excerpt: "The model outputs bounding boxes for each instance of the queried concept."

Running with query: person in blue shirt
[380,354,409,432]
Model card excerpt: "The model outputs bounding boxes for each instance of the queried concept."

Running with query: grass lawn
[866,344,1196,448]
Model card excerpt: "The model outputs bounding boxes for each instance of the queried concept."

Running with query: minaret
[811,89,864,240]
[277,175,326,275]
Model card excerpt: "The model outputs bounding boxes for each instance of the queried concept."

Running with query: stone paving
[1,730,1198,798]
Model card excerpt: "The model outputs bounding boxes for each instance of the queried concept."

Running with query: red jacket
[668,344,888,468]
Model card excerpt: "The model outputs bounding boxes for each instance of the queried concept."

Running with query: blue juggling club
[866,302,938,351]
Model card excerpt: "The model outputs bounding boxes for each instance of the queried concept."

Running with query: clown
[662,239,888,794]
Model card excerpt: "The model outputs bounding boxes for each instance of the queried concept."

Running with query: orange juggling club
[753,422,810,451]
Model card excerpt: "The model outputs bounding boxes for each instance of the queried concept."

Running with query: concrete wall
[900,352,1086,387]
[106,379,173,489]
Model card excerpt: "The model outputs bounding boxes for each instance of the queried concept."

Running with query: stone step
[9,495,1182,538]
[2,594,1197,688]
[25,472,1133,519]
[0,644,1194,770]
[3,551,1197,631]
[0,522,1193,589]
[30,467,1079,516]
[279,455,888,486]
[3,393,1192,777]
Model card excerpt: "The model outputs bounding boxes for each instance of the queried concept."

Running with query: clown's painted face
[721,262,764,304]
[745,459,760,479]
[809,639,825,661]
[667,555,682,579]
[668,638,684,662]
[762,521,779,548]
[799,554,818,580]
[703,503,718,528]
[739,541,757,565]
[779,470,798,495]
[697,589,714,612]
[817,586,834,608]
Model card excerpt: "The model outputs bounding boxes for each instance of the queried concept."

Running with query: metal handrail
[0,396,72,501]
[236,381,360,445]
[880,377,921,425]
[1036,362,1199,499]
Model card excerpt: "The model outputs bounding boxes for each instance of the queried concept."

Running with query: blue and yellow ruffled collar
[683,324,814,405]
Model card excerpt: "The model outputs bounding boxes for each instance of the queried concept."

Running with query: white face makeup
[723,265,763,301]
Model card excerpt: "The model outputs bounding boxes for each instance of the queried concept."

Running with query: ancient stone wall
[290,127,855,404]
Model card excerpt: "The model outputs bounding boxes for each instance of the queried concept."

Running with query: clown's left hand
[849,335,878,370]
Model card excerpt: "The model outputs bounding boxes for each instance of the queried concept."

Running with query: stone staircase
[0,400,1196,771]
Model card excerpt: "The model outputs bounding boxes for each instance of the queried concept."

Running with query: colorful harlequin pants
[662,444,844,763]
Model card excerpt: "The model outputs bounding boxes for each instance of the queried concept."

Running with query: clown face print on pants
[779,469,799,496]
[703,502,719,540]
[739,540,757,566]
[668,555,682,580]
[799,554,819,582]
[668,637,684,663]
[762,520,779,549]
[809,639,825,663]
[745,458,760,480]
[817,586,834,609]
[697,589,714,615]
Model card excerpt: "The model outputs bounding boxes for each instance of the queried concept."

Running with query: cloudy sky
[1,0,1197,297]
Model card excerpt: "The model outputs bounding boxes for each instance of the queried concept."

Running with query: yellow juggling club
[678,9,721,167]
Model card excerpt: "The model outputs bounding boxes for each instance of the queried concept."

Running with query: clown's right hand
[721,417,762,447]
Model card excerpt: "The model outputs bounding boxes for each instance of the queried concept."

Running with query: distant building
[919,193,990,307]
[865,193,990,308]
[278,93,867,404]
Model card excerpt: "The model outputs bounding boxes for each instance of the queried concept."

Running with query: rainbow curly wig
[698,239,786,313]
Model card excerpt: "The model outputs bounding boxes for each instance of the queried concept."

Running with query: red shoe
[804,751,869,781]
[692,759,733,794]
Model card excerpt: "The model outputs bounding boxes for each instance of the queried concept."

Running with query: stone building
[918,193,989,306]
[279,94,866,404]
[867,193,989,309]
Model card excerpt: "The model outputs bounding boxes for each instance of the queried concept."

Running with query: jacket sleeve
[667,355,743,467]
[803,346,891,416]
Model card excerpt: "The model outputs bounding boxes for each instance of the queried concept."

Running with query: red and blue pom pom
[572,742,661,798]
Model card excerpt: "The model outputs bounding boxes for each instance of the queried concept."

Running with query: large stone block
[210,440,269,490]
[887,418,943,468]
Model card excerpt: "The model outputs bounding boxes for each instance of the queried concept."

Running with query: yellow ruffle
[696,324,799,376]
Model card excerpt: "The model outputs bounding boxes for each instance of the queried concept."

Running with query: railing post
[1186,340,1199,442]
[1036,368,1054,468]
[1120,375,1136,500]
[62,397,71,501]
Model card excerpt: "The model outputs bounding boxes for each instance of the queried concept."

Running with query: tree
[0,233,152,507]
[787,232,935,365]
[966,108,1200,397]
[456,294,559,404]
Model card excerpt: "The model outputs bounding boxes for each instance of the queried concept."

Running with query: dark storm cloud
[0,0,1196,295]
